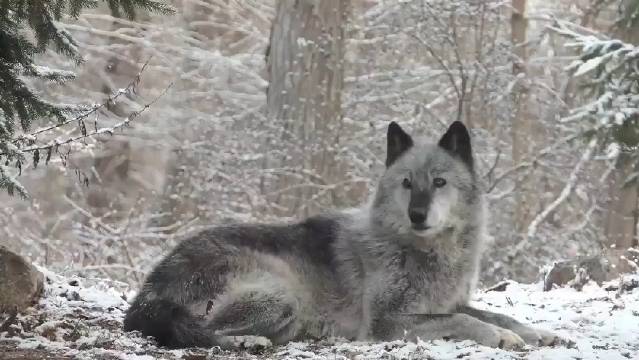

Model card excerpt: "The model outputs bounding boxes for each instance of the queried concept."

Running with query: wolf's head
[371,121,479,245]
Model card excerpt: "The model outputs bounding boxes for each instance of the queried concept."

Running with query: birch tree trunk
[265,0,349,217]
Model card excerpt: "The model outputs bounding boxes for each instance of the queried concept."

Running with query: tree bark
[604,157,639,276]
[510,0,534,234]
[604,4,639,277]
[265,0,349,217]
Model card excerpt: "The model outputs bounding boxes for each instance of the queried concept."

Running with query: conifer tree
[552,2,639,265]
[0,0,172,198]
[554,27,639,148]
[552,1,639,166]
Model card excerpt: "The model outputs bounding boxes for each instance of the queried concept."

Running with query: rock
[606,248,639,278]
[543,256,609,291]
[0,246,44,313]
[604,276,639,292]
[485,280,512,292]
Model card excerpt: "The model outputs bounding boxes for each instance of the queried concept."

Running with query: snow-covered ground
[1,268,638,360]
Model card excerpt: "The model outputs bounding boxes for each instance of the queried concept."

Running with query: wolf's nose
[409,210,426,224]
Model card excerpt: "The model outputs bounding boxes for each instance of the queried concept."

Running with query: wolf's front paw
[217,335,273,353]
[494,328,525,350]
[535,329,564,347]
[517,326,563,347]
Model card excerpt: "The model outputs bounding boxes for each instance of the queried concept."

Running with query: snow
[0,165,29,198]
[29,65,76,80]
[572,56,605,77]
[118,354,156,360]
[474,280,639,359]
[1,269,638,359]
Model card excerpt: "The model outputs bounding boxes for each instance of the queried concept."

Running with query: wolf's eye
[402,178,412,189]
[433,177,447,188]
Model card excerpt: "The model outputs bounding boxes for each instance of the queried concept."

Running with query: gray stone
[0,246,44,313]
[543,256,609,291]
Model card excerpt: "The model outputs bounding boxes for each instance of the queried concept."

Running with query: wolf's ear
[438,121,473,169]
[386,122,413,167]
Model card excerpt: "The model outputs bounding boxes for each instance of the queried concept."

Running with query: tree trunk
[265,0,349,217]
[604,15,639,276]
[604,156,639,276]
[510,0,533,234]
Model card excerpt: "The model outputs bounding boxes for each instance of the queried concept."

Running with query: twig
[487,132,582,193]
[482,148,502,181]
[508,137,598,262]
[17,59,151,141]
[421,2,469,121]
[17,82,173,154]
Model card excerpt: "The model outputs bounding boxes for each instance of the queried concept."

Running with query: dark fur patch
[123,298,213,348]
[124,215,340,347]
[298,216,339,267]
[438,121,473,170]
[386,122,414,167]
[144,248,231,302]
[217,215,339,268]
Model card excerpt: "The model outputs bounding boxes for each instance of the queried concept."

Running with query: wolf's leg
[409,314,525,349]
[206,281,300,346]
[366,278,524,349]
[457,306,560,346]
[373,313,525,349]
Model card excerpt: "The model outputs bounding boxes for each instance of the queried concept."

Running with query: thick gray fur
[124,121,559,350]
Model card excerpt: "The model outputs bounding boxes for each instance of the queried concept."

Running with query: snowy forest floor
[1,268,638,360]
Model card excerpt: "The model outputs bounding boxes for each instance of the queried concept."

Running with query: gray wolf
[124,121,559,349]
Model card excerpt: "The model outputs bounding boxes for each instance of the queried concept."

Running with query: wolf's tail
[123,297,214,348]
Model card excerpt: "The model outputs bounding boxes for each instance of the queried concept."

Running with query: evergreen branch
[17,59,150,141]
[0,165,28,199]
[106,0,174,19]
[25,65,76,83]
[0,0,174,197]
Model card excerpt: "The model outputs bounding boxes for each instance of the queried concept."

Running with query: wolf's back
[124,296,214,348]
